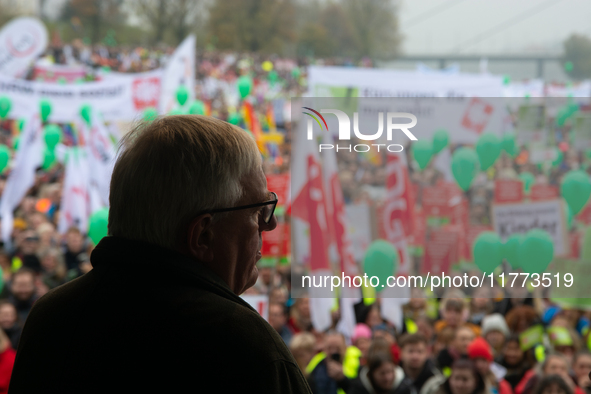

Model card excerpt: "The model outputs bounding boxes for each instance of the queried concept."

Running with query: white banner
[357,96,505,144]
[0,69,162,122]
[308,66,504,98]
[79,112,117,209]
[160,35,195,113]
[504,80,544,98]
[308,67,506,144]
[491,199,568,256]
[0,113,43,244]
[58,148,91,234]
[0,17,48,78]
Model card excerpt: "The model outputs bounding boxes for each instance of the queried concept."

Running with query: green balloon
[519,172,535,194]
[17,118,25,132]
[412,140,433,170]
[476,133,501,171]
[451,147,480,191]
[502,134,517,157]
[268,70,278,84]
[517,229,554,274]
[0,144,10,173]
[80,104,92,126]
[561,170,591,215]
[42,148,57,170]
[176,85,189,106]
[227,112,241,125]
[168,108,185,115]
[501,234,523,269]
[188,100,205,115]
[473,232,502,273]
[237,75,253,99]
[88,208,109,245]
[363,240,398,292]
[432,129,449,154]
[143,107,158,122]
[40,99,52,122]
[0,96,11,119]
[12,136,19,151]
[43,124,63,150]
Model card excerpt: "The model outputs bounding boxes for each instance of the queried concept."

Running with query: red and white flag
[291,110,334,332]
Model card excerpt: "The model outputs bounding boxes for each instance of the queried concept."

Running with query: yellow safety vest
[306,346,362,394]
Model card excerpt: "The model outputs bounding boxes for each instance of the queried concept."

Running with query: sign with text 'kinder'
[492,199,568,256]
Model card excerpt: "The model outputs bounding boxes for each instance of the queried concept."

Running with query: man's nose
[262,213,278,231]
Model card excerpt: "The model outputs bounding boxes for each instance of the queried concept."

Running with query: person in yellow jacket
[307,331,362,394]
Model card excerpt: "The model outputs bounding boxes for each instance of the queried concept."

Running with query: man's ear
[186,214,215,262]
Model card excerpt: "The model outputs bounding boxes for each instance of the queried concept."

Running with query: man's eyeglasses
[203,192,278,224]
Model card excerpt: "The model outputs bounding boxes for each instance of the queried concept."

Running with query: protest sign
[422,226,461,275]
[0,17,48,78]
[494,179,524,203]
[0,70,163,122]
[491,199,568,255]
[530,184,559,201]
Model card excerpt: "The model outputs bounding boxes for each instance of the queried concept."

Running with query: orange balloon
[35,198,51,213]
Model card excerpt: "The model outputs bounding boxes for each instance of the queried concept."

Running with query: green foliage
[563,34,591,80]
[207,0,297,54]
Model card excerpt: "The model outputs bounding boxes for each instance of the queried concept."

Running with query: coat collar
[90,235,241,302]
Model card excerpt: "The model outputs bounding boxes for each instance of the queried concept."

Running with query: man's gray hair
[108,115,262,250]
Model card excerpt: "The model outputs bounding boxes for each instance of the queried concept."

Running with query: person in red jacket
[0,328,16,394]
[468,336,513,394]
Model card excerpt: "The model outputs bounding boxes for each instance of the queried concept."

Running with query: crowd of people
[0,36,591,393]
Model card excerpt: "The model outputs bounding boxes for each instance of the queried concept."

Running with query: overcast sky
[397,0,591,55]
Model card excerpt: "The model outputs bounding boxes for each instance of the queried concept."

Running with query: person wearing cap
[481,314,510,357]
[9,116,311,393]
[548,326,581,366]
[467,337,513,394]
[352,323,372,367]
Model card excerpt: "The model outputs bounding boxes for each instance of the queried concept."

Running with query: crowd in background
[0,38,590,394]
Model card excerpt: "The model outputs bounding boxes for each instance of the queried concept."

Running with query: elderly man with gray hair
[9,116,312,393]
